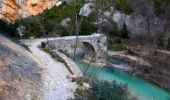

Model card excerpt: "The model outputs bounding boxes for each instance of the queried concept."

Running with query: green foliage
[74,87,93,100]
[79,16,97,35]
[16,16,45,39]
[14,1,92,38]
[40,4,77,32]
[0,20,19,38]
[73,77,135,100]
[94,0,133,14]
[108,38,127,51]
[111,43,127,51]
[0,0,133,38]
[94,0,115,11]
[115,0,133,14]
[91,80,129,100]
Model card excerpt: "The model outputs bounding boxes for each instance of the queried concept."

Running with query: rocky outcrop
[80,1,166,36]
[0,0,59,22]
[79,3,93,17]
[0,34,43,99]
[112,11,166,35]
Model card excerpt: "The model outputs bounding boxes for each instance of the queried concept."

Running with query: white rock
[83,82,90,89]
[60,18,71,27]
[103,11,112,18]
[79,3,93,17]
[67,75,77,79]
[17,25,25,37]
[56,1,62,6]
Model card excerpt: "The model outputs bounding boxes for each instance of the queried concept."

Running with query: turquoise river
[75,59,170,100]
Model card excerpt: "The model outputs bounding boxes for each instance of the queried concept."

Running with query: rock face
[0,0,59,21]
[112,11,166,35]
[0,34,43,99]
[79,3,93,17]
[95,9,166,35]
[80,0,167,36]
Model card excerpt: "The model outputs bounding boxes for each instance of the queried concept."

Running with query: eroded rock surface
[0,34,43,100]
[0,0,59,21]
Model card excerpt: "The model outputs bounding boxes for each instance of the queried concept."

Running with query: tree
[120,23,129,38]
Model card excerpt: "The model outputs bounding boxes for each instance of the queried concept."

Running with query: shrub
[91,80,129,100]
[115,0,133,14]
[111,43,127,51]
[108,37,127,51]
[73,77,135,100]
[79,17,97,35]
[14,2,85,37]
[101,21,120,37]
[0,20,19,38]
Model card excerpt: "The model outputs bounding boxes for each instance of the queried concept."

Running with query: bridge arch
[44,34,107,66]
[82,42,96,60]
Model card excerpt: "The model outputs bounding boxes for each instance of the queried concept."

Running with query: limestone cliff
[0,34,43,99]
[0,0,58,22]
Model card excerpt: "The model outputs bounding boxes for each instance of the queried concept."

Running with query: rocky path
[21,39,77,100]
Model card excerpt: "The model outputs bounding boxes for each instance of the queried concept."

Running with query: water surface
[75,60,170,100]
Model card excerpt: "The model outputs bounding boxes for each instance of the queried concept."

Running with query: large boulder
[79,3,93,17]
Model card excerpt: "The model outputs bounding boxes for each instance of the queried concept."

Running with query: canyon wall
[0,0,58,21]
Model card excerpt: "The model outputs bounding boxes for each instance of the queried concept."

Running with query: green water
[75,60,170,100]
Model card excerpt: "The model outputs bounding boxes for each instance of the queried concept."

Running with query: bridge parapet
[44,33,107,67]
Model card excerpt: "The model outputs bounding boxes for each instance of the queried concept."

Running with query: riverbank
[76,60,170,100]
[107,49,170,91]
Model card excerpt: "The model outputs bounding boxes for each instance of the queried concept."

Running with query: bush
[79,17,97,35]
[91,80,128,100]
[115,0,133,14]
[111,43,127,51]
[14,2,85,37]
[15,16,45,39]
[94,0,133,14]
[108,37,127,51]
[0,20,19,38]
[73,77,135,100]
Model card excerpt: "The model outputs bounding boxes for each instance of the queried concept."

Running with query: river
[75,59,170,100]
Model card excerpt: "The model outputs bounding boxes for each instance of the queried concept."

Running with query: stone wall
[44,34,107,67]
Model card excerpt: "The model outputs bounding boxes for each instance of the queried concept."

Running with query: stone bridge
[44,34,107,66]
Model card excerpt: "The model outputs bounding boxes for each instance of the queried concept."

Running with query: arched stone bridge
[44,34,107,66]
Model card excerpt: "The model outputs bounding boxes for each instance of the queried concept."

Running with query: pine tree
[120,23,129,38]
